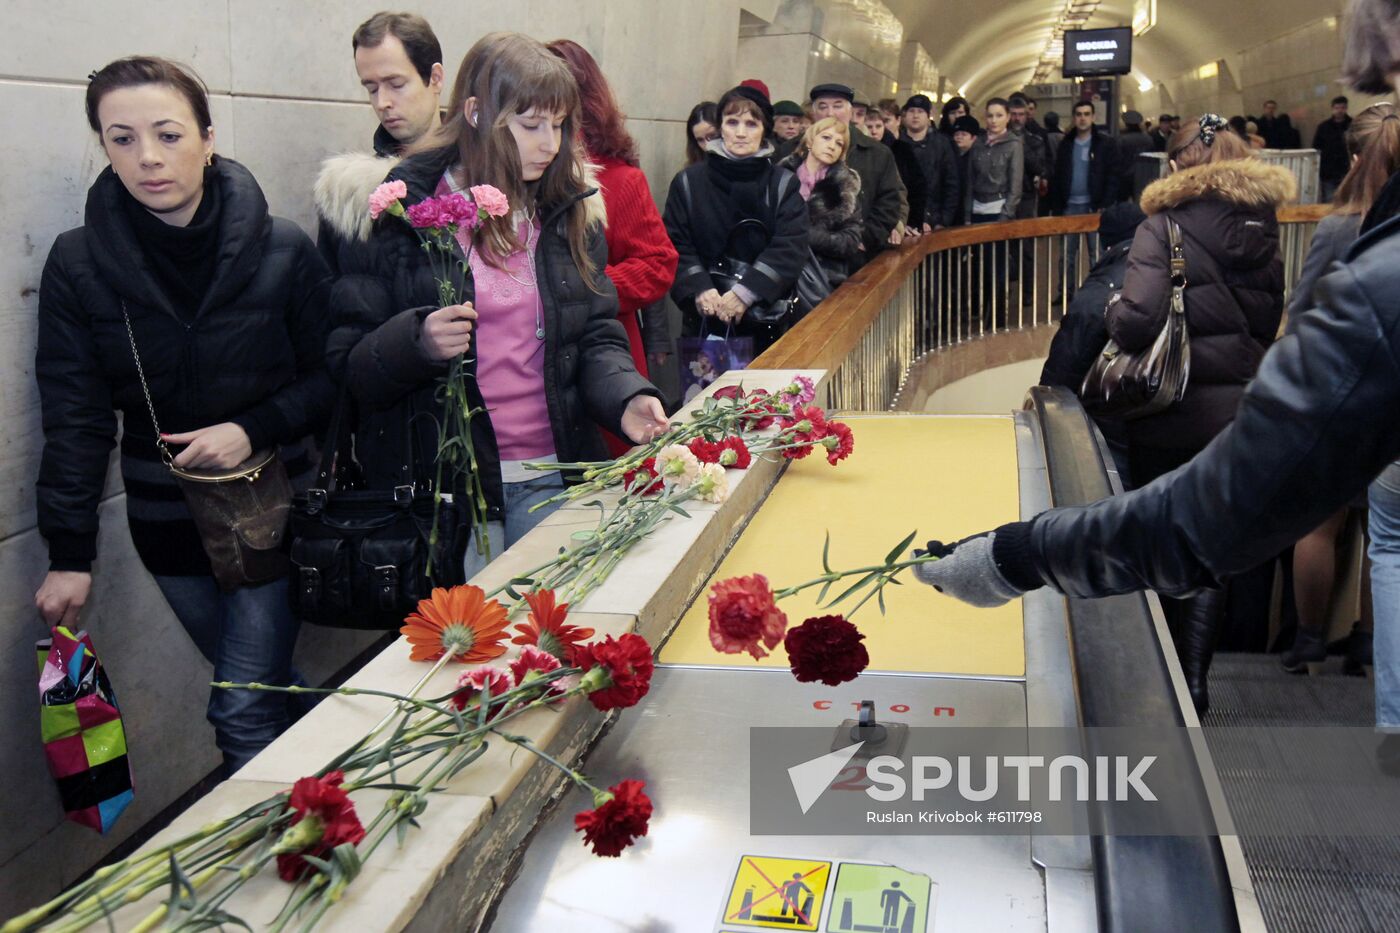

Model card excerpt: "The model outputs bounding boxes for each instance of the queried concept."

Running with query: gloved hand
[911,532,1025,608]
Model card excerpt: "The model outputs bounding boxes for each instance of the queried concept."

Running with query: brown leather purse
[121,302,291,591]
[1080,219,1192,420]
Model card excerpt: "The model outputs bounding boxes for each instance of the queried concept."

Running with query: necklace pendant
[535,326,546,341]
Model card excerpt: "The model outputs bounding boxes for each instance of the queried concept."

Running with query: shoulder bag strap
[1167,219,1187,290]
[312,379,353,493]
[119,300,174,467]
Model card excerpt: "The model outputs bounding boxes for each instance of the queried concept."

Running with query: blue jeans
[153,575,303,773]
[1370,462,1400,732]
[463,472,566,579]
[1063,202,1099,291]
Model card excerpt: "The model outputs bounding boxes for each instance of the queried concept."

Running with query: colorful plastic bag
[36,626,134,833]
[679,332,755,404]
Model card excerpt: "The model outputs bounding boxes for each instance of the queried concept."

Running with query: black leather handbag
[705,217,798,326]
[288,386,464,629]
[1080,219,1192,420]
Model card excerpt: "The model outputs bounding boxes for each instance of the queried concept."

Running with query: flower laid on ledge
[273,771,366,883]
[778,374,817,408]
[400,585,510,663]
[574,779,653,857]
[708,574,788,659]
[573,633,655,711]
[512,589,595,661]
[784,615,869,686]
[451,665,513,715]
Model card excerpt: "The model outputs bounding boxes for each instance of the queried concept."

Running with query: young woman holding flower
[32,57,334,773]
[326,32,668,577]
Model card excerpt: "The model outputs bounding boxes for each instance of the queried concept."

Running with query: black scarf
[120,166,223,320]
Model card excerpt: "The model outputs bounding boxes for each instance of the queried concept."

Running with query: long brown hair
[414,32,598,287]
[1332,102,1400,215]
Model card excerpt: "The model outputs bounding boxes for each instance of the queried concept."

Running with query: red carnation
[784,615,869,686]
[708,574,788,659]
[622,457,663,496]
[509,644,563,693]
[275,771,366,882]
[688,437,723,463]
[780,404,828,460]
[744,389,781,430]
[573,633,655,711]
[718,437,752,468]
[574,779,653,857]
[821,421,855,465]
[713,385,746,401]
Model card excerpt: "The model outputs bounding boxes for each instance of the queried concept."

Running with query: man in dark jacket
[864,106,928,239]
[798,83,908,263]
[900,93,961,230]
[1151,113,1174,151]
[1049,102,1119,215]
[1314,95,1354,201]
[316,12,445,274]
[1009,94,1053,219]
[1256,100,1301,149]
[1115,110,1155,201]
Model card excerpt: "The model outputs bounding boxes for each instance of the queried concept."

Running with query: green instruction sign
[826,863,932,933]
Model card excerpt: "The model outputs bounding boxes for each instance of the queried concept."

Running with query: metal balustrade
[753,205,1326,413]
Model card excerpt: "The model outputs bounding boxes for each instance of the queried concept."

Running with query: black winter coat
[995,211,1400,600]
[663,148,810,324]
[880,131,927,231]
[1049,130,1119,213]
[1038,238,1134,390]
[323,147,657,526]
[1108,158,1294,451]
[777,153,863,282]
[900,129,961,228]
[1313,116,1353,184]
[36,158,333,575]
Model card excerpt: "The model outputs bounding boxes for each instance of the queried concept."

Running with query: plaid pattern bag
[36,626,134,833]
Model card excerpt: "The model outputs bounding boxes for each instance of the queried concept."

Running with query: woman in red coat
[548,40,678,453]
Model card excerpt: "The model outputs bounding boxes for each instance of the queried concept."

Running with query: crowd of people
[25,3,1400,777]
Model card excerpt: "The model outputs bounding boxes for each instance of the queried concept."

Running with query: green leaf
[301,854,334,877]
[828,571,878,607]
[884,530,919,567]
[818,579,833,604]
[822,531,833,574]
[331,844,363,882]
[668,505,691,518]
[570,530,597,541]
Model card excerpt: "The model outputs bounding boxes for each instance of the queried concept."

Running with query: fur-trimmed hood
[1140,158,1297,216]
[313,149,607,244]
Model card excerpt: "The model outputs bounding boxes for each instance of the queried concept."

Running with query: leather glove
[911,532,1025,608]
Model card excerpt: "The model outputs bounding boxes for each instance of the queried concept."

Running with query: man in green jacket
[779,82,908,266]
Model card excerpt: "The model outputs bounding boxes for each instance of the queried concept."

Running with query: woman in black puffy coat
[34,58,334,773]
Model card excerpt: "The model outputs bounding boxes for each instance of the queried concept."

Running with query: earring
[205,152,213,166]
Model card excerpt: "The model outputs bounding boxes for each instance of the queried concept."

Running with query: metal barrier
[753,205,1326,412]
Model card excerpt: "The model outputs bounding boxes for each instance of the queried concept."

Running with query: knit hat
[721,84,775,134]
[1097,201,1146,247]
[809,82,855,103]
[952,115,982,135]
[773,99,804,117]
[739,78,771,101]
[903,94,933,113]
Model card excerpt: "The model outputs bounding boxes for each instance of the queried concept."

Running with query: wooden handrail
[753,205,1325,371]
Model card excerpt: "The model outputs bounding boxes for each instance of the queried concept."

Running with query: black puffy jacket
[994,211,1400,599]
[1107,158,1294,451]
[323,146,658,526]
[1039,237,1134,390]
[36,158,333,575]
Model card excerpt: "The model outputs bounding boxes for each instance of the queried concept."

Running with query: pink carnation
[779,375,816,407]
[470,184,511,219]
[368,180,406,220]
[406,198,447,229]
[438,192,480,230]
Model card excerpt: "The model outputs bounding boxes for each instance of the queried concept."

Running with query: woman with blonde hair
[778,116,863,285]
[1106,113,1295,711]
[325,32,667,576]
[1282,102,1400,674]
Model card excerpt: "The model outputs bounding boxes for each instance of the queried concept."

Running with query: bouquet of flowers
[369,180,513,569]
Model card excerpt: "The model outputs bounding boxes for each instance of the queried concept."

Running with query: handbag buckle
[393,485,414,508]
[373,565,399,609]
[305,488,327,513]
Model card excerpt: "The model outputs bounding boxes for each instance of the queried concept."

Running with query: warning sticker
[723,855,833,930]
[826,863,932,933]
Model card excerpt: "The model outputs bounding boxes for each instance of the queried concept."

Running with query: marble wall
[0,0,739,916]
[898,41,940,100]
[737,0,904,106]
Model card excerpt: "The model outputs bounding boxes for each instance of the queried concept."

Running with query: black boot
[1178,588,1226,715]
[1281,625,1328,673]
[1344,624,1373,677]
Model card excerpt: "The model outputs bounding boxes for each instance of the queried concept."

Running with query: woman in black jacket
[1098,117,1294,711]
[663,86,810,354]
[778,117,863,286]
[33,58,334,773]
[324,32,666,578]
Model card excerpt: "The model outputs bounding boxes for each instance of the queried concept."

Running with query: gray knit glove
[911,533,1024,608]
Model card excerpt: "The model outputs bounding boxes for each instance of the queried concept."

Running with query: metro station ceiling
[885,0,1345,101]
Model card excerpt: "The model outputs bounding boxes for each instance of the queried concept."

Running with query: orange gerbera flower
[401,585,511,663]
[512,589,596,661]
